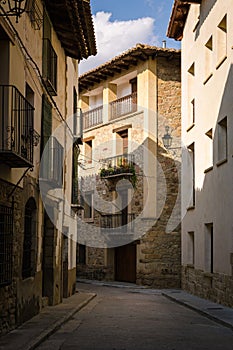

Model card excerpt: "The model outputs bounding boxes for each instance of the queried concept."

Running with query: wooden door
[115,243,136,283]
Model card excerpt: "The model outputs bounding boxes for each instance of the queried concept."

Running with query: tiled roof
[79,44,181,92]
[167,0,201,40]
[44,0,97,60]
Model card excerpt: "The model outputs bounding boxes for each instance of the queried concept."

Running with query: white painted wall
[181,0,233,274]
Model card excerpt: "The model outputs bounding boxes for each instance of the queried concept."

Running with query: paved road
[37,283,233,350]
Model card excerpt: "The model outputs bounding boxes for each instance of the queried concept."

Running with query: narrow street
[36,282,233,350]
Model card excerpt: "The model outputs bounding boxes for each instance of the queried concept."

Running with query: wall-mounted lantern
[0,0,28,22]
[162,126,173,149]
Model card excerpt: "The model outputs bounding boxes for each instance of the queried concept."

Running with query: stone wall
[182,266,233,308]
[0,176,42,335]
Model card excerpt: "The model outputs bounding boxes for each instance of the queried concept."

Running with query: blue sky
[80,0,179,74]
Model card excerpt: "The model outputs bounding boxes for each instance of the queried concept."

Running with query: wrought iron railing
[0,85,34,167]
[110,92,137,120]
[0,204,13,287]
[100,153,135,178]
[42,38,57,96]
[101,213,135,233]
[83,105,103,129]
[40,136,63,187]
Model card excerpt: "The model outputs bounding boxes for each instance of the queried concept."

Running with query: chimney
[162,40,167,49]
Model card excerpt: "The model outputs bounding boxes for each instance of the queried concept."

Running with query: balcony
[42,38,57,96]
[110,92,137,120]
[83,106,103,130]
[101,213,135,233]
[0,85,35,168]
[39,136,63,188]
[100,154,135,179]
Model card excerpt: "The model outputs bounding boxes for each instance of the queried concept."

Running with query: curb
[24,293,96,350]
[162,292,233,331]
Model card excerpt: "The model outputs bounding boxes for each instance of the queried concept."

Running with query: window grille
[22,198,36,279]
[0,204,13,287]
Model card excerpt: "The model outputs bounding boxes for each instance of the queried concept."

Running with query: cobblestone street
[35,282,233,350]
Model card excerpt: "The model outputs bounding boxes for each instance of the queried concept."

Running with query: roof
[167,0,201,40]
[79,44,181,93]
[44,0,97,60]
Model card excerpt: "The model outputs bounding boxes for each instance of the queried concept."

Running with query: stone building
[0,0,96,335]
[77,44,182,288]
[168,0,233,307]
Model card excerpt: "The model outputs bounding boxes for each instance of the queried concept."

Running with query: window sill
[216,158,227,167]
[187,206,195,211]
[216,56,227,70]
[186,123,195,132]
[204,165,213,174]
[202,272,214,278]
[84,218,94,223]
[186,264,194,269]
[203,73,213,85]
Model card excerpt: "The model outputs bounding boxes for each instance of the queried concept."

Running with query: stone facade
[182,266,233,308]
[77,46,181,288]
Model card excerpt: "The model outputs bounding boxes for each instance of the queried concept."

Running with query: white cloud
[79,12,158,75]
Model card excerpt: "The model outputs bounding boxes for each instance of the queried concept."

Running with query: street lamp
[0,0,28,22]
[162,126,173,149]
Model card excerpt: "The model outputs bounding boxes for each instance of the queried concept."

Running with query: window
[204,36,213,83]
[217,117,227,164]
[22,198,37,279]
[83,192,93,221]
[205,223,214,273]
[188,143,195,207]
[187,63,195,130]
[187,232,195,265]
[27,0,43,30]
[204,129,213,172]
[41,95,52,154]
[116,129,128,155]
[77,244,86,264]
[0,204,13,287]
[217,15,227,68]
[84,139,93,164]
[42,10,57,95]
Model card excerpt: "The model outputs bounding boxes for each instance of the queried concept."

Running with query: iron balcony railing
[83,105,103,130]
[40,136,64,187]
[42,38,57,96]
[101,213,135,233]
[110,92,137,120]
[100,153,135,178]
[0,85,34,167]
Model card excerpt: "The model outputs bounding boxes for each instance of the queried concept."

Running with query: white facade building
[168,0,233,307]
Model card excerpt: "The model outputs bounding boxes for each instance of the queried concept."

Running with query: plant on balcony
[100,163,137,188]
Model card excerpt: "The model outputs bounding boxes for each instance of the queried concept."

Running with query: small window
[187,232,195,265]
[216,15,227,68]
[204,129,213,171]
[191,99,195,125]
[217,117,227,163]
[188,143,195,207]
[188,63,195,76]
[205,223,214,273]
[22,198,37,279]
[204,36,213,83]
[83,192,93,221]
